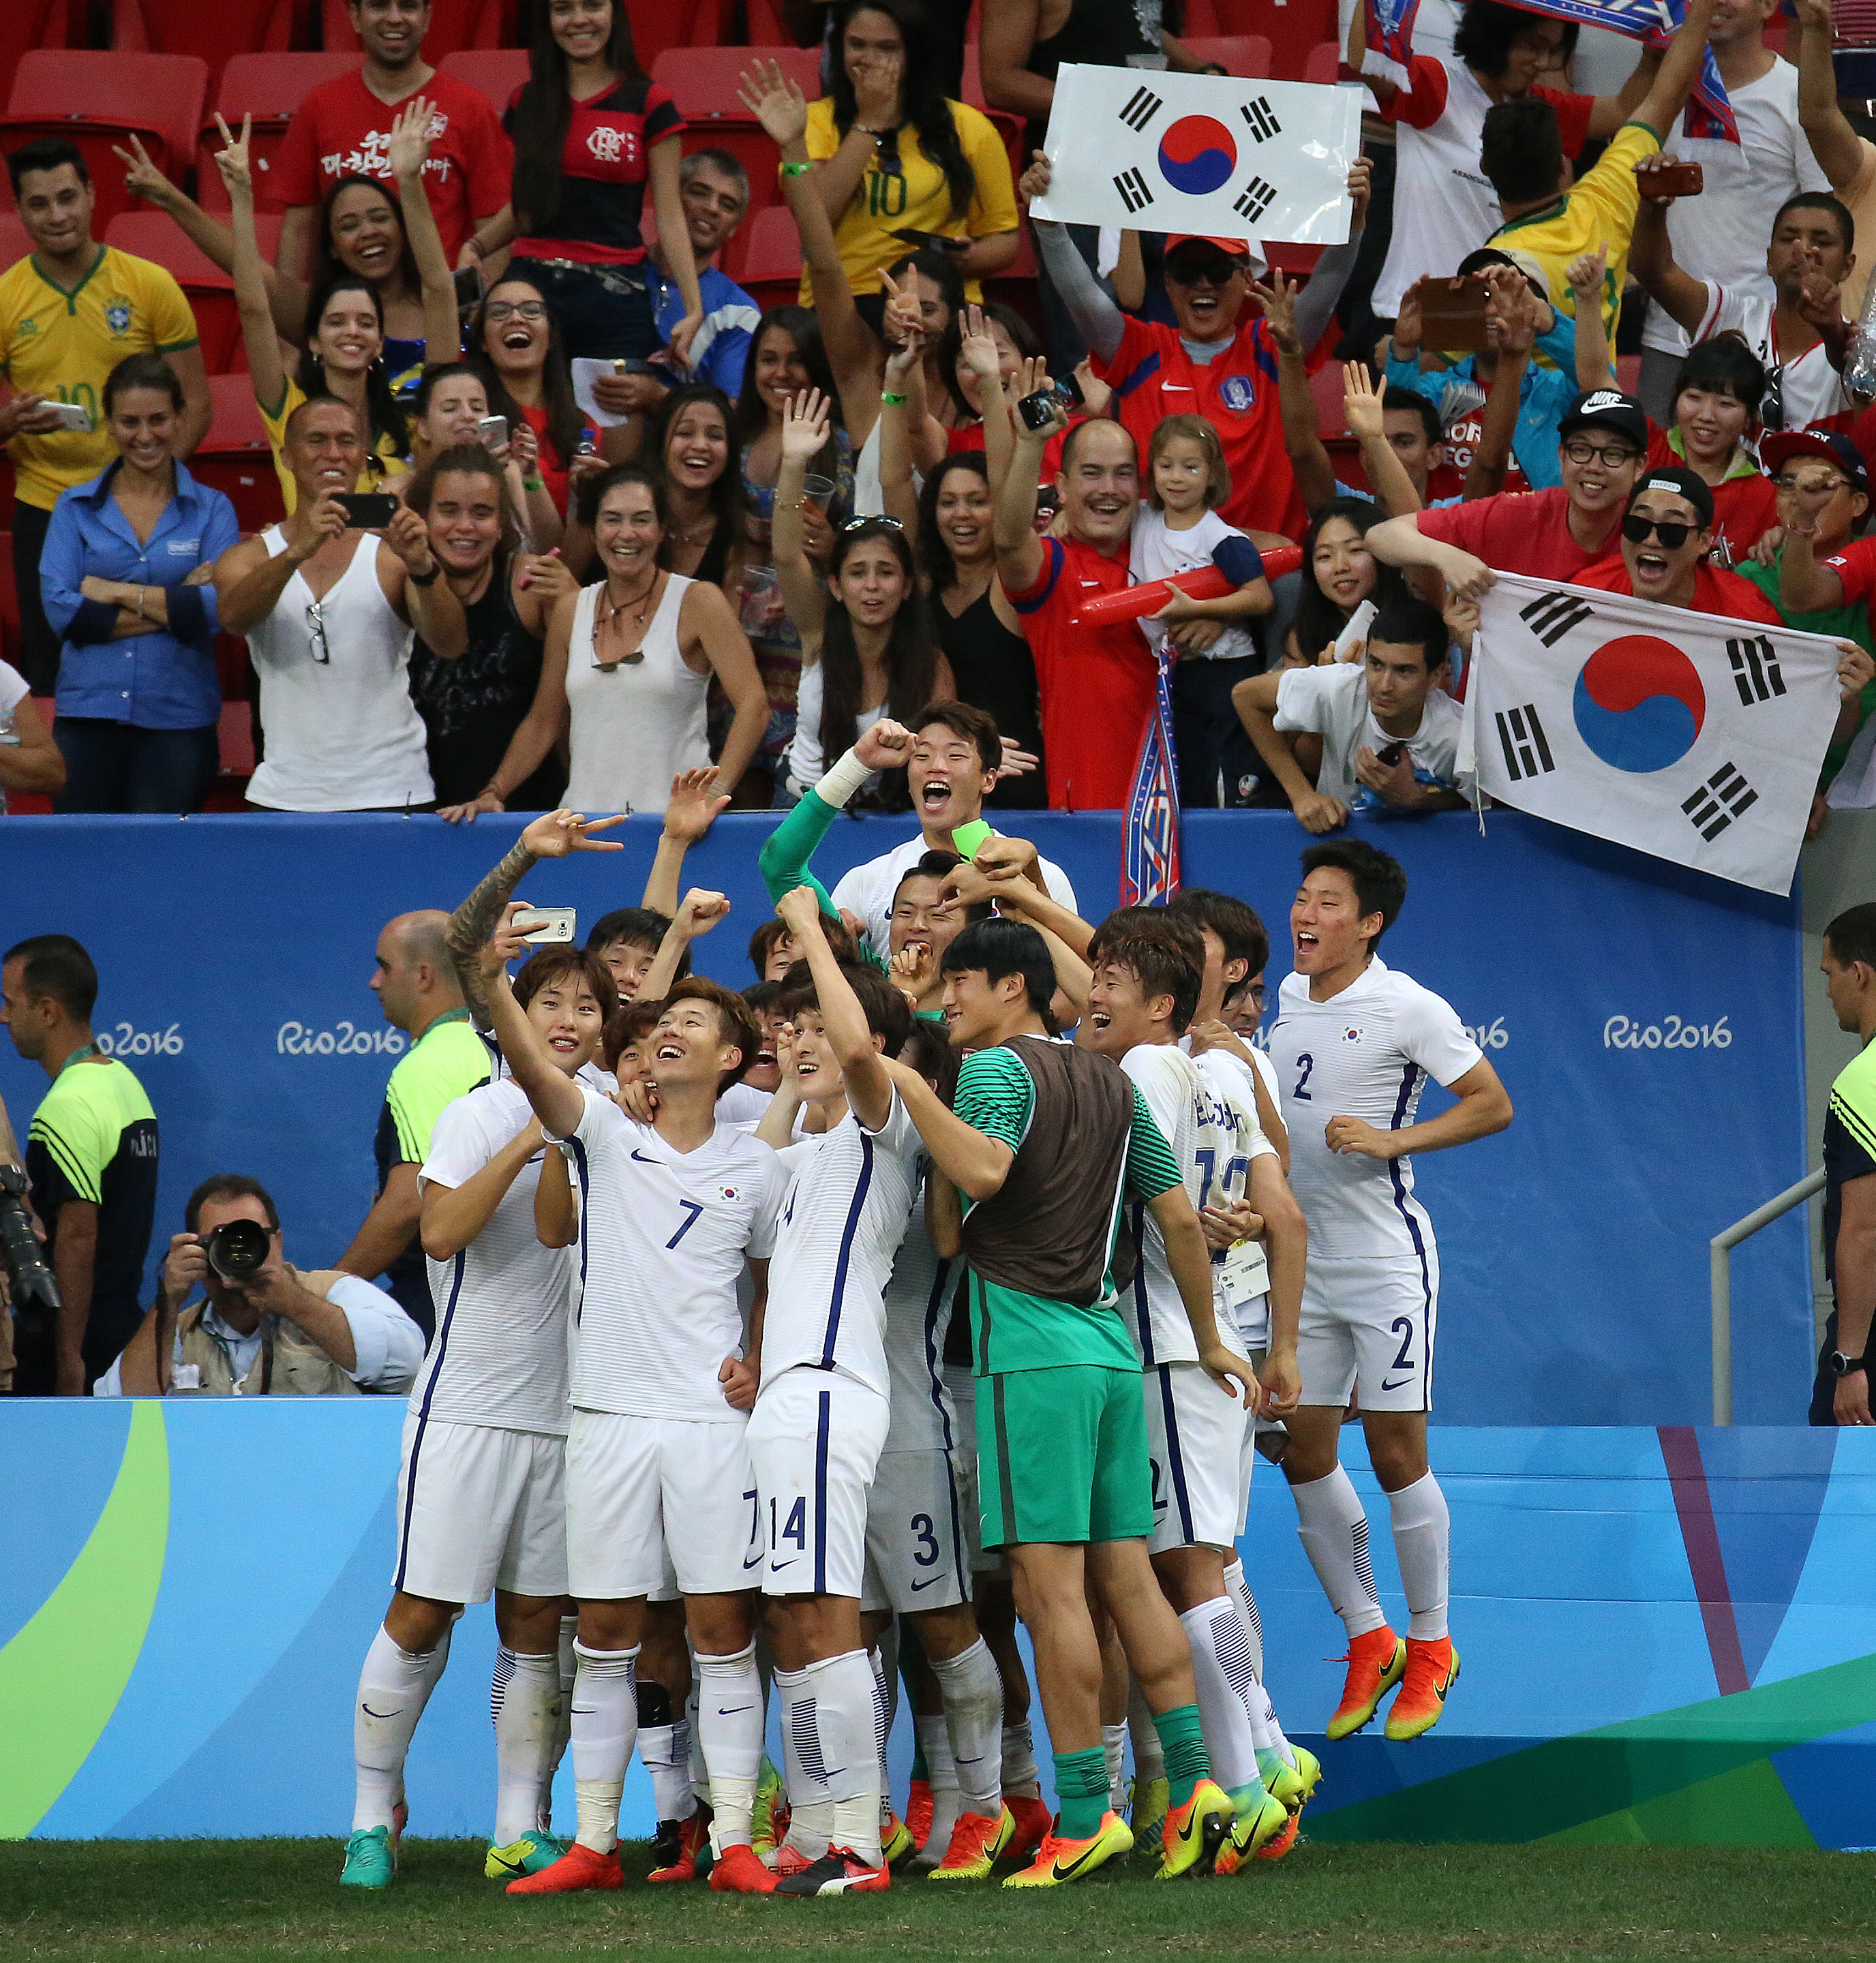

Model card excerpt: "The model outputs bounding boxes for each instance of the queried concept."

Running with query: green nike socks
[1152,1703,1211,1808]
[1053,1747,1110,1840]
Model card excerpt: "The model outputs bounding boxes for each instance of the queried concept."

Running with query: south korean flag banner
[1031,64,1361,244]
[1459,573,1843,896]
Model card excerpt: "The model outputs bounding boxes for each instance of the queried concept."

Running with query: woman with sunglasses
[775,391,952,806]
[449,463,769,821]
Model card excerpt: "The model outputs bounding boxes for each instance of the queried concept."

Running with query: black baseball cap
[1759,425,1871,495]
[1558,388,1649,455]
[1627,464,1714,530]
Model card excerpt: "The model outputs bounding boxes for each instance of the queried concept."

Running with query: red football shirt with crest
[505,78,685,265]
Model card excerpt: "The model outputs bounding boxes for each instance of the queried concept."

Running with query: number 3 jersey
[556,1084,789,1421]
[1267,958,1482,1262]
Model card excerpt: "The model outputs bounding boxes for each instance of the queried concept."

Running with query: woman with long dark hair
[1288,496,1407,667]
[775,391,952,808]
[461,0,702,369]
[798,0,1018,334]
[641,382,748,593]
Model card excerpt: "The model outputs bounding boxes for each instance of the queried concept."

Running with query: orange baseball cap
[1164,234,1254,258]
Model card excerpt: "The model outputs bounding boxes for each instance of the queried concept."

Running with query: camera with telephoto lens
[203,1217,271,1283]
[0,1163,61,1338]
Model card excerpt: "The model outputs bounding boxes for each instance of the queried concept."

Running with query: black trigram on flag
[1113,168,1154,213]
[1682,761,1758,840]
[1239,96,1281,141]
[1119,86,1163,132]
[1494,703,1555,782]
[1233,176,1275,224]
[1519,588,1594,648]
[1727,634,1787,705]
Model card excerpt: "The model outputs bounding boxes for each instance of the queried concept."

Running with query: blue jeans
[507,256,657,364]
[54,718,219,814]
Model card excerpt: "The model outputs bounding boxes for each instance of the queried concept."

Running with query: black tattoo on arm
[447,838,536,1027]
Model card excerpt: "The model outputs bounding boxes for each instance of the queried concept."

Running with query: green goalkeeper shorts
[977,1364,1153,1549]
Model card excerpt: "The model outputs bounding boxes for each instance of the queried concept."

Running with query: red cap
[1164,234,1254,258]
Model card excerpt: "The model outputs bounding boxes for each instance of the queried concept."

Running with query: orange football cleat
[708,1842,778,1894]
[504,1840,622,1895]
[648,1807,711,1883]
[1326,1626,1407,1739]
[1002,1791,1053,1863]
[1385,1636,1460,1740]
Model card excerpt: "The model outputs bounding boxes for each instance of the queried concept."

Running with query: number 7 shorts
[746,1365,891,1599]
[1295,1251,1439,1414]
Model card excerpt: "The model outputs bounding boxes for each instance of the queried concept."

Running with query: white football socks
[1388,1471,1451,1641]
[930,1637,1004,1821]
[1179,1597,1260,1794]
[1126,1679,1166,1784]
[913,1714,960,1865]
[695,1642,764,1849]
[536,1613,577,1832]
[1293,1467,1389,1639]
[781,1652,883,1864]
[1101,1721,1128,1812]
[868,1645,896,1832]
[638,1720,696,1827]
[1222,1557,1297,1772]
[491,1649,562,1846]
[1001,1718,1041,1799]
[352,1624,451,1832]
[569,1641,639,1855]
[775,1665,833,1860]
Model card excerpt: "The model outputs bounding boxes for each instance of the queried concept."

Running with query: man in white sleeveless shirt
[213,396,457,812]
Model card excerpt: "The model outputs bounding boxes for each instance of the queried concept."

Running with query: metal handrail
[1709,1168,1826,1425]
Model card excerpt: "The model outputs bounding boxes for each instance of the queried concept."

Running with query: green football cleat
[752,1755,786,1858]
[339,1824,395,1889]
[1128,1773,1170,1856]
[1268,1744,1322,1814]
[485,1831,569,1881]
[1213,1786,1291,1876]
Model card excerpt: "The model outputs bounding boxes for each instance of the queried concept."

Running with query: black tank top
[934,583,1048,810]
[1025,0,1161,149]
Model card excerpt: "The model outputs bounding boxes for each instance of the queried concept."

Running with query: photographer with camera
[102,1174,423,1397]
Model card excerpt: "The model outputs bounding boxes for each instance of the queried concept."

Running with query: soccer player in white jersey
[474,899,791,1900]
[1265,840,1512,1742]
[339,941,611,1892]
[1080,918,1309,1875]
[740,887,932,1896]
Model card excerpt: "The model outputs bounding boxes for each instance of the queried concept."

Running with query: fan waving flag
[1458,573,1841,894]
[1121,650,1183,907]
[1032,64,1361,243]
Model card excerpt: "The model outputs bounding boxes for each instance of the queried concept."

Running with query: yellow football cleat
[881,1811,917,1870]
[1213,1787,1291,1876]
[1003,1810,1134,1887]
[1385,1637,1460,1740]
[928,1804,1015,1881]
[1128,1772,1170,1855]
[1267,1744,1322,1814]
[1154,1778,1235,1879]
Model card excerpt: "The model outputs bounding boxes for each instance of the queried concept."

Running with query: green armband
[880,390,908,407]
[781,161,813,179]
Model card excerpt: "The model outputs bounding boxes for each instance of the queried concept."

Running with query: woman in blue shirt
[40,353,240,813]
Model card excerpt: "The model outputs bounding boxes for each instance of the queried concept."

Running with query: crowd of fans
[5,0,1876,828]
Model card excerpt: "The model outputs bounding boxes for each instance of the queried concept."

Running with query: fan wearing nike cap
[1016,152,1372,543]
[472,874,790,1901]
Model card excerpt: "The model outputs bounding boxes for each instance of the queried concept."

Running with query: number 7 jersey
[1267,958,1482,1262]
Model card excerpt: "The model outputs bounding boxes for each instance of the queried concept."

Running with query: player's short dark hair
[1367,596,1451,674]
[776,958,915,1052]
[1480,98,1563,207]
[748,909,860,977]
[1165,889,1270,985]
[7,137,88,196]
[3,933,98,1021]
[899,1018,958,1101]
[1672,335,1766,419]
[914,699,1003,774]
[939,916,1055,1018]
[1382,387,1441,449]
[1300,839,1409,945]
[1089,904,1207,974]
[894,849,993,924]
[661,977,761,1093]
[1091,933,1202,1036]
[1825,902,1876,972]
[185,1173,279,1236]
[589,906,687,984]
[1453,0,1577,80]
[513,945,617,1015]
[743,977,783,1013]
[1774,190,1854,254]
[601,999,662,1071]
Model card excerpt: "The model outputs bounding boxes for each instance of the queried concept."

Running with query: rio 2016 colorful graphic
[4,1403,1875,1847]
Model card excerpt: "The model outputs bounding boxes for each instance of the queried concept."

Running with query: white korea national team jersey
[879,1180,960,1455]
[417,1078,577,1435]
[761,1090,924,1399]
[1267,957,1481,1261]
[1188,1042,1282,1348]
[557,1085,789,1420]
[1121,1044,1265,1368]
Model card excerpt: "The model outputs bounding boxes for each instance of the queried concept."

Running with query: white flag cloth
[1457,572,1843,895]
[1030,65,1360,245]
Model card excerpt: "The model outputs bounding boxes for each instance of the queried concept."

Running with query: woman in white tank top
[442,464,770,821]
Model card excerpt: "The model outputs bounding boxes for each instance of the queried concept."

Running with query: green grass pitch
[1,1838,1869,1962]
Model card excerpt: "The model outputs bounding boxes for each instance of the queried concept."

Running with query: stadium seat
[1181,35,1274,76]
[108,0,300,103]
[0,212,30,270]
[437,46,529,115]
[734,202,801,311]
[0,51,209,232]
[104,210,282,374]
[320,0,513,60]
[196,52,359,212]
[1310,355,1347,436]
[1301,41,1343,85]
[625,0,727,71]
[0,0,80,125]
[1213,0,1337,65]
[190,374,285,533]
[654,46,820,222]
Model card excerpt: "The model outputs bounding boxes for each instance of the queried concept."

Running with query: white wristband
[817,746,876,809]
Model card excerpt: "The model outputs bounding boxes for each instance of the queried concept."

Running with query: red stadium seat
[654,47,820,222]
[1181,0,1224,31]
[437,46,529,115]
[108,0,301,102]
[1301,40,1344,85]
[190,373,286,534]
[1181,35,1273,76]
[196,52,358,212]
[104,210,282,374]
[0,0,80,122]
[624,0,727,71]
[320,0,513,60]
[734,202,801,311]
[1310,355,1347,436]
[1214,0,1337,69]
[0,51,209,232]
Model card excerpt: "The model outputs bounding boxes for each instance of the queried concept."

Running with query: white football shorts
[942,1363,1003,1575]
[393,1414,567,1604]
[1145,1360,1251,1554]
[1295,1251,1439,1414]
[746,1366,890,1599]
[564,1407,760,1600]
[862,1447,971,1613]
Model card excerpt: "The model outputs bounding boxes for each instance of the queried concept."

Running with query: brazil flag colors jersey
[0,247,198,509]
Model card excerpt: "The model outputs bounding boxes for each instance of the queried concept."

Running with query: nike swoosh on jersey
[631,1149,657,1163]
[743,1551,764,1568]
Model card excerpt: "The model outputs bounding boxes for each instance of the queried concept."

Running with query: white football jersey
[557,1086,789,1421]
[760,1089,924,1400]
[1188,1042,1282,1350]
[879,1179,960,1455]
[1120,1044,1262,1368]
[1267,957,1481,1261]
[417,1078,576,1435]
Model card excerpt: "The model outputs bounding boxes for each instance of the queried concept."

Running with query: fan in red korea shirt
[1569,468,1784,621]
[993,399,1154,810]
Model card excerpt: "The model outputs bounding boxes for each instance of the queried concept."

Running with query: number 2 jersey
[556,1084,789,1421]
[1266,958,1482,1262]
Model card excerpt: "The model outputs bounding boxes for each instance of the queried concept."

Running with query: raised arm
[879,1054,1015,1200]
[213,115,289,415]
[421,1116,545,1259]
[380,508,468,657]
[1368,511,1494,600]
[1292,158,1372,354]
[991,382,1055,596]
[1566,245,1615,389]
[481,904,588,1138]
[1020,153,1125,366]
[213,496,348,635]
[1256,272,1337,516]
[1343,359,1420,517]
[776,885,893,1130]
[641,767,730,917]
[774,386,833,652]
[648,135,704,367]
[387,96,466,366]
[1629,160,1710,335]
[1633,0,1719,140]
[1796,0,1868,190]
[639,887,731,1004]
